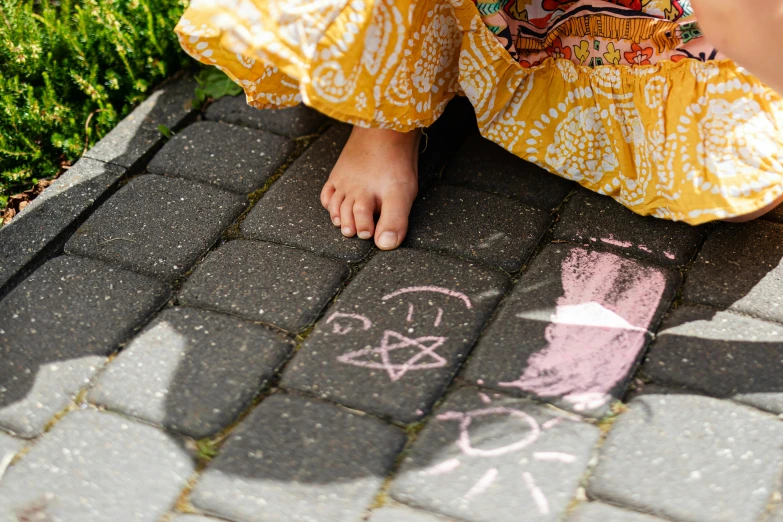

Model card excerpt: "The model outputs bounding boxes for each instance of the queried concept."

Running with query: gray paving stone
[85,76,197,171]
[0,432,23,462]
[554,189,706,266]
[566,503,667,522]
[440,133,573,210]
[762,203,783,224]
[406,185,551,272]
[643,305,783,414]
[0,410,194,522]
[147,121,295,193]
[0,159,126,299]
[240,125,373,262]
[89,307,292,438]
[390,387,601,522]
[282,248,509,423]
[179,240,349,332]
[683,221,783,324]
[170,516,223,522]
[65,175,246,282]
[0,256,169,438]
[368,505,455,522]
[463,244,678,417]
[587,394,783,522]
[191,393,406,522]
[770,506,783,522]
[205,97,329,138]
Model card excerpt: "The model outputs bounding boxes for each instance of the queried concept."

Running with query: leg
[320,126,420,250]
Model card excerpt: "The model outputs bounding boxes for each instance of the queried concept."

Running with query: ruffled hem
[176,0,783,225]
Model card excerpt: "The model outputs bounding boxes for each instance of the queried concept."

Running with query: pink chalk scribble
[382,286,473,309]
[437,407,540,457]
[407,303,414,322]
[466,468,498,499]
[664,251,676,260]
[638,244,653,254]
[326,312,372,335]
[479,392,492,404]
[523,471,550,514]
[600,236,633,248]
[500,247,666,411]
[337,330,447,381]
[422,457,462,475]
[434,307,444,327]
[533,452,576,463]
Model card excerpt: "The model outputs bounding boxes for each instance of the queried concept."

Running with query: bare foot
[320,126,420,250]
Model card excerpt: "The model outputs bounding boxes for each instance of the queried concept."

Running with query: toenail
[358,231,372,240]
[378,231,397,249]
[342,226,352,235]
[333,217,341,226]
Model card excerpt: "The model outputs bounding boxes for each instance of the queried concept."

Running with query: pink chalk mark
[434,307,444,327]
[600,236,633,248]
[337,330,447,381]
[638,245,653,253]
[438,407,540,457]
[533,452,576,463]
[478,392,492,404]
[407,303,414,323]
[422,458,461,476]
[476,379,485,385]
[327,312,372,335]
[523,472,550,515]
[541,418,563,430]
[465,468,498,500]
[499,248,666,408]
[664,251,676,260]
[382,286,472,309]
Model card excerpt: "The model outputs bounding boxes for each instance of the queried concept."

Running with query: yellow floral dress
[175,0,783,224]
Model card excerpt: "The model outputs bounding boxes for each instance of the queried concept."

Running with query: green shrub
[0,0,193,205]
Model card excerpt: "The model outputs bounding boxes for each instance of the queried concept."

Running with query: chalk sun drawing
[500,248,666,411]
[421,393,579,514]
[326,312,372,335]
[337,330,448,381]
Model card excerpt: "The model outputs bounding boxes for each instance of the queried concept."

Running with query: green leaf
[157,124,173,139]
[195,67,242,100]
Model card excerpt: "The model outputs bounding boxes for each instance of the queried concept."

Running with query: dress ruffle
[176,0,783,224]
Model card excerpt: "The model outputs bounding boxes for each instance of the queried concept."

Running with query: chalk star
[337,330,447,381]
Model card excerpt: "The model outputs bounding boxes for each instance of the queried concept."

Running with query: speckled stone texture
[566,503,667,522]
[643,305,783,414]
[282,248,509,423]
[405,185,551,272]
[65,175,246,282]
[179,240,349,332]
[0,410,194,522]
[0,256,169,438]
[588,394,783,522]
[191,393,406,522]
[464,243,678,417]
[554,189,706,266]
[683,220,783,324]
[0,432,23,462]
[390,387,600,522]
[205,97,329,138]
[147,121,295,193]
[89,307,292,438]
[367,505,456,522]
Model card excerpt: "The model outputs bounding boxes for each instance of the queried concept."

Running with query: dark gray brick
[368,506,455,522]
[440,133,573,210]
[282,248,509,423]
[179,240,349,332]
[85,76,197,171]
[191,393,405,522]
[205,97,328,137]
[65,175,246,282]
[683,221,783,323]
[390,387,600,522]
[406,185,551,272]
[89,307,292,438]
[0,256,169,437]
[588,395,783,522]
[240,125,373,262]
[147,121,295,193]
[0,410,194,522]
[464,244,678,416]
[643,305,783,414]
[0,159,126,298]
[566,503,666,522]
[554,190,706,265]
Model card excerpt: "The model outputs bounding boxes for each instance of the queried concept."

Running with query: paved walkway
[0,75,782,522]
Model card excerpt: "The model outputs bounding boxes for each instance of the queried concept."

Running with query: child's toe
[353,198,375,240]
[375,189,414,250]
[328,191,344,226]
[320,182,336,208]
[340,197,356,237]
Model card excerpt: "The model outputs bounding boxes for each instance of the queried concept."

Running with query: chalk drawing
[533,452,576,463]
[326,312,372,335]
[500,248,665,411]
[433,307,444,327]
[601,236,633,248]
[337,330,447,381]
[523,471,550,514]
[466,468,499,499]
[407,303,415,322]
[382,286,473,309]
